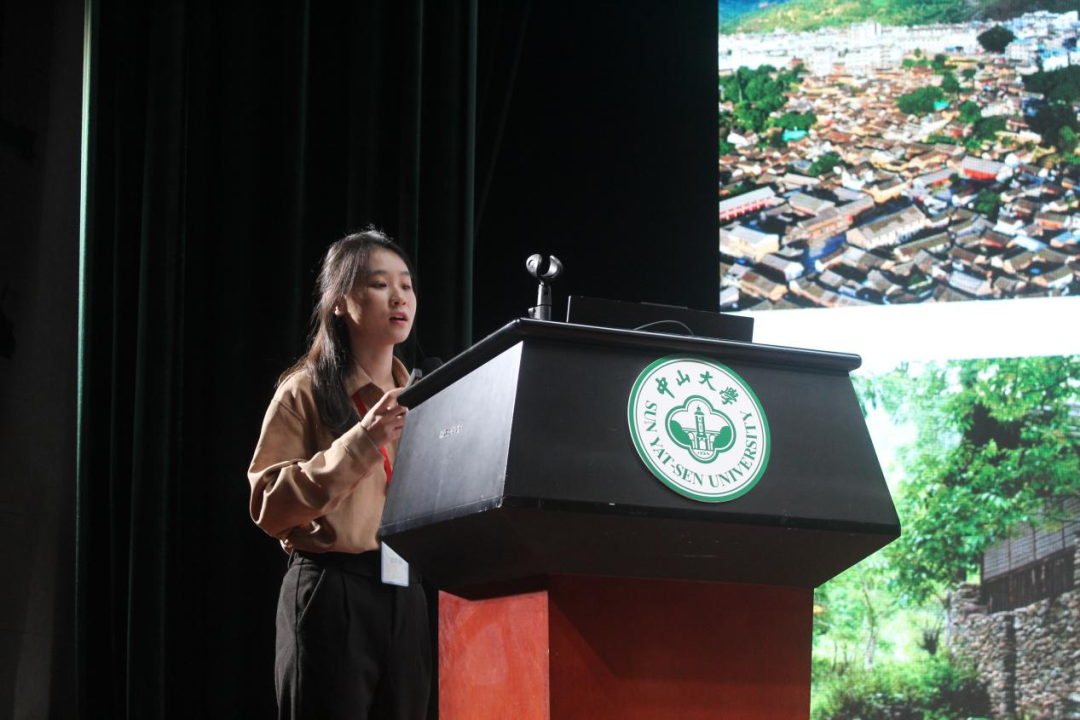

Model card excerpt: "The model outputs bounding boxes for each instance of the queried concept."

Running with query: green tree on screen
[776,111,818,131]
[973,190,1002,219]
[977,25,1016,53]
[735,105,770,134]
[1029,102,1080,149]
[897,87,945,116]
[855,357,1080,605]
[1051,84,1080,104]
[1023,66,1080,102]
[813,555,896,671]
[808,152,842,177]
[965,136,985,153]
[958,100,982,124]
[1060,126,1078,155]
[719,65,803,137]
[941,71,961,94]
[972,115,1006,141]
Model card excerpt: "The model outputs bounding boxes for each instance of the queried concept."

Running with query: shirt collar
[348,356,410,399]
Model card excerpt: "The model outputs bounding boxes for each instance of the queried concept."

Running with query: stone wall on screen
[949,537,1080,720]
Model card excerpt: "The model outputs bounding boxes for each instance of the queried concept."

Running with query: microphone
[525,254,563,321]
[401,357,444,404]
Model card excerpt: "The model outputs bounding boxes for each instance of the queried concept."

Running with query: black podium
[381,319,899,719]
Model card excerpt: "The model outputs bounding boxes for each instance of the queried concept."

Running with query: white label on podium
[381,543,409,587]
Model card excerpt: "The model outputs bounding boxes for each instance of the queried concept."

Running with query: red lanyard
[351,393,393,484]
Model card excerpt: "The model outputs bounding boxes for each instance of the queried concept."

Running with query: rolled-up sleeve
[247,397,384,539]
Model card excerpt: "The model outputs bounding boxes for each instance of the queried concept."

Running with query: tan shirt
[247,358,409,554]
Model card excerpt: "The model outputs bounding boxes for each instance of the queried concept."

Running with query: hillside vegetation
[720,0,1078,34]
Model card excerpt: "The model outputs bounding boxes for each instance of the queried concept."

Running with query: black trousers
[275,550,432,720]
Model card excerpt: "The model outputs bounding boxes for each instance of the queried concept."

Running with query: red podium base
[439,576,812,720]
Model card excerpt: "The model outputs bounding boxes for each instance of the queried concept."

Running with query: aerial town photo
[718,9,1080,310]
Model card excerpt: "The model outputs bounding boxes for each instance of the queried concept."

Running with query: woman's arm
[247,397,385,540]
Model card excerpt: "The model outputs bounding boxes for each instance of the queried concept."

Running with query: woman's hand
[359,388,408,447]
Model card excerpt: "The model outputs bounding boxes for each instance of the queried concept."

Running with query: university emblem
[627,355,770,502]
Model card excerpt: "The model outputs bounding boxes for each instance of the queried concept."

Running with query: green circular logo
[627,355,771,502]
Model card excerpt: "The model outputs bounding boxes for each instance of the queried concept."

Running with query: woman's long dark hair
[280,228,416,438]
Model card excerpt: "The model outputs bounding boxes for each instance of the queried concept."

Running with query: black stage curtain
[76,0,718,715]
[77,0,479,716]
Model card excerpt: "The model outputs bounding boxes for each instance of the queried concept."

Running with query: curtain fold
[77,0,477,716]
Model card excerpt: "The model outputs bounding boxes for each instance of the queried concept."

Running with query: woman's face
[335,248,416,347]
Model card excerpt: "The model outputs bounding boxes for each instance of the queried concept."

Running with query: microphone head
[542,255,563,282]
[526,254,543,279]
[526,254,563,283]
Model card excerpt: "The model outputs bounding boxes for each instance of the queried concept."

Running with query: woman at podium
[247,229,431,719]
